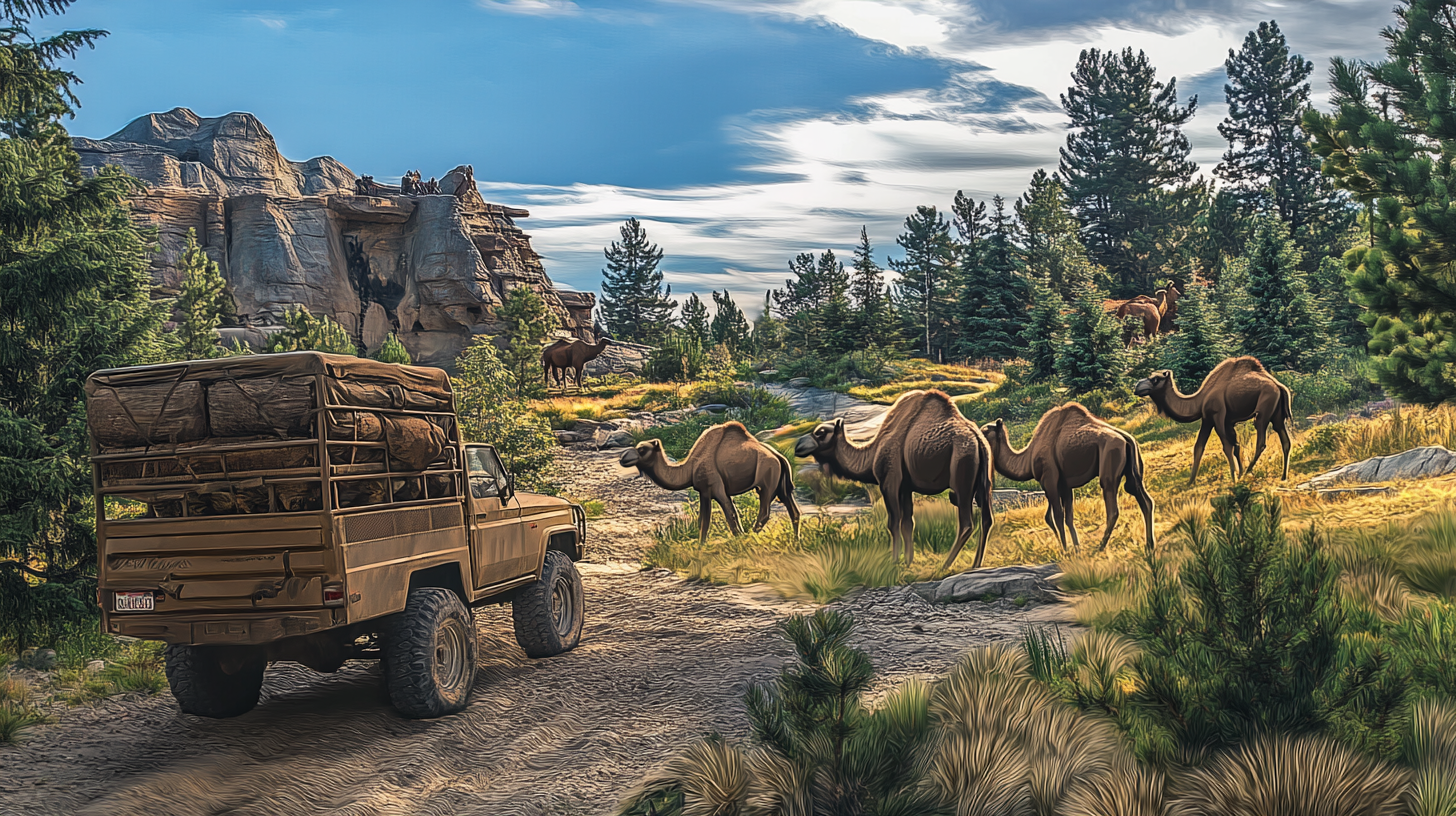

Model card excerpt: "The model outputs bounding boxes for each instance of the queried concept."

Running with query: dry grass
[848,360,1002,404]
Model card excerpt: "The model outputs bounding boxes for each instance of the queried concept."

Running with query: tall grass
[1336,404,1456,463]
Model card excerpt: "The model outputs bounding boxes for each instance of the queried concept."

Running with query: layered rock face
[75,107,595,367]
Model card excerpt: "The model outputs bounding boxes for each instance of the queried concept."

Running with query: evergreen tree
[265,306,358,355]
[171,228,232,360]
[890,205,956,358]
[1022,280,1066,381]
[679,292,711,348]
[1159,282,1233,386]
[848,226,896,352]
[1059,48,1199,295]
[1013,170,1102,299]
[1235,216,1328,370]
[454,337,557,492]
[709,290,752,356]
[495,285,558,398]
[1057,283,1128,394]
[0,0,168,648]
[1217,21,1346,252]
[752,290,784,355]
[373,332,412,365]
[956,195,1028,361]
[950,189,989,253]
[599,217,675,344]
[1305,0,1456,402]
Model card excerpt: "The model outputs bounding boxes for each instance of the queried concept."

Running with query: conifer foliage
[171,228,232,360]
[265,306,358,356]
[678,292,711,348]
[1159,282,1232,386]
[1057,283,1128,394]
[1235,216,1328,371]
[955,195,1028,361]
[599,217,675,344]
[495,284,558,398]
[372,332,412,365]
[890,205,956,358]
[0,0,167,647]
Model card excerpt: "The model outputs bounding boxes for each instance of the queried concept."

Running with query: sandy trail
[0,448,1063,816]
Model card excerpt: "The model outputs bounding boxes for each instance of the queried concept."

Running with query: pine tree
[956,196,1028,361]
[1217,21,1346,253]
[495,285,558,398]
[890,205,956,358]
[0,1,168,648]
[679,292,711,348]
[265,306,358,355]
[1059,48,1199,295]
[599,217,675,344]
[752,290,784,355]
[1159,282,1233,386]
[1305,0,1456,402]
[848,226,896,352]
[1057,283,1128,394]
[951,189,989,253]
[1235,216,1328,370]
[171,228,232,360]
[373,332,412,365]
[1023,280,1066,381]
[710,290,752,356]
[454,337,557,492]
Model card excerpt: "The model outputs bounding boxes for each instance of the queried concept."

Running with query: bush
[454,337,559,493]
[1174,734,1409,816]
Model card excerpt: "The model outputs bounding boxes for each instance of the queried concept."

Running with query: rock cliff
[75,107,596,367]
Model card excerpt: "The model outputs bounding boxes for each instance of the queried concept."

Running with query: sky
[60,0,1392,315]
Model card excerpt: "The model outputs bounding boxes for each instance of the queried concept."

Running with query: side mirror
[503,472,517,501]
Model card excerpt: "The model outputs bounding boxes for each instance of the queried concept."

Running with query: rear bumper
[106,609,343,646]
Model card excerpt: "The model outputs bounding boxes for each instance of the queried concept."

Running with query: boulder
[1307,413,1339,426]
[1301,445,1456,489]
[696,404,728,414]
[18,647,57,670]
[913,563,1063,604]
[553,430,590,445]
[584,340,654,376]
[595,429,635,449]
[787,377,812,387]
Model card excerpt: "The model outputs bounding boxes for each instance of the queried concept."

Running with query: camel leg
[1045,482,1070,554]
[1095,475,1121,554]
[899,489,917,566]
[1218,422,1240,482]
[1246,416,1270,476]
[714,485,743,538]
[881,473,905,562]
[1188,421,1214,486]
[946,487,978,571]
[752,483,774,532]
[973,466,994,570]
[697,491,713,545]
[1061,483,1083,554]
[1275,416,1293,480]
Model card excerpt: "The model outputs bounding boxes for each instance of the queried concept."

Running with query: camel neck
[1155,384,1204,423]
[989,433,1035,482]
[643,454,695,491]
[828,433,879,482]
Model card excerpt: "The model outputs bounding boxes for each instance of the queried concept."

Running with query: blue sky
[62,0,1390,314]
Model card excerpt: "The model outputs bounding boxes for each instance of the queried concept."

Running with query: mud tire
[164,644,266,718]
[383,587,477,719]
[513,550,585,658]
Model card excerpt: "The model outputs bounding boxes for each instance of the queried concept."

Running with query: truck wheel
[383,587,477,719]
[513,550,584,658]
[164,644,266,718]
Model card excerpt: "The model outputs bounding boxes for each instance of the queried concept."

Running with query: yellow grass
[848,360,1003,404]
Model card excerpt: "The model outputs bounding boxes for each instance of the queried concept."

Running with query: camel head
[1134,369,1174,398]
[979,418,1008,447]
[794,418,845,461]
[618,438,663,470]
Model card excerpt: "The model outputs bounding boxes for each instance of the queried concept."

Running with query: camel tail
[1124,433,1146,488]
[1277,381,1294,429]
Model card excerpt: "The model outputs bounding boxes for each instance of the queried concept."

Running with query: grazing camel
[1116,291,1165,344]
[1133,356,1293,485]
[619,422,801,543]
[981,404,1155,555]
[542,337,612,390]
[1156,284,1181,333]
[794,390,994,571]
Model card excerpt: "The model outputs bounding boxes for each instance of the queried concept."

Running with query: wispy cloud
[476,0,582,16]
[254,16,287,30]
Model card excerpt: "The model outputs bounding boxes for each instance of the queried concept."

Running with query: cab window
[465,446,506,499]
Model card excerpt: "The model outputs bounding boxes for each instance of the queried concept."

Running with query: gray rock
[626,411,655,420]
[1301,445,1456,489]
[928,373,949,382]
[596,429,636,449]
[696,404,728,413]
[787,377,812,387]
[553,430,590,445]
[18,648,57,670]
[85,659,107,674]
[992,489,1046,508]
[759,369,780,377]
[913,563,1063,605]
[1307,413,1339,426]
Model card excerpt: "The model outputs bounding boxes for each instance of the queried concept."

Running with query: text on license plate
[114,591,154,612]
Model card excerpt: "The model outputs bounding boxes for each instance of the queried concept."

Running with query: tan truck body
[86,352,584,665]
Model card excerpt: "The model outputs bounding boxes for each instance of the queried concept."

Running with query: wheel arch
[407,561,470,607]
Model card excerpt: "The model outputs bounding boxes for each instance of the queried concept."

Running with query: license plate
[114,591,155,612]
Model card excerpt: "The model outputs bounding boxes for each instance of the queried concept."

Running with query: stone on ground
[1300,445,1456,489]
[913,563,1063,604]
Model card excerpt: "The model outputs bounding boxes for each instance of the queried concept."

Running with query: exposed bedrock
[76,107,596,368]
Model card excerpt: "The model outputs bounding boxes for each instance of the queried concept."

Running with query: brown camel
[1117,298,1163,344]
[980,404,1155,555]
[794,390,994,570]
[542,337,612,389]
[1156,283,1181,333]
[619,421,801,543]
[1133,356,1293,485]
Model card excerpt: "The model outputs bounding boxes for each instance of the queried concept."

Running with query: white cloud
[255,17,287,30]
[476,0,582,16]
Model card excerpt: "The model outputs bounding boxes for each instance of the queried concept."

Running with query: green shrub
[455,337,559,493]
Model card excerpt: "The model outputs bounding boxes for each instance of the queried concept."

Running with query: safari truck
[84,352,586,719]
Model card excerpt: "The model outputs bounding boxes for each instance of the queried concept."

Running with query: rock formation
[74,107,596,367]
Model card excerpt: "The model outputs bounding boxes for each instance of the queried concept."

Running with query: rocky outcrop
[76,107,594,368]
[1300,445,1456,489]
[584,340,654,376]
[913,563,1064,604]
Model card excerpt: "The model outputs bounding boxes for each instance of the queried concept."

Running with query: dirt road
[0,449,1063,816]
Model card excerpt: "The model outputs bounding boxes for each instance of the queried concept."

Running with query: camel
[1133,356,1293,486]
[1115,291,1166,344]
[1156,283,1181,333]
[793,390,994,571]
[619,422,801,544]
[980,404,1154,555]
[542,337,612,390]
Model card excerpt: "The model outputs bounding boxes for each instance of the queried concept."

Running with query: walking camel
[794,389,994,571]
[542,337,612,390]
[619,422,801,543]
[1115,291,1165,345]
[1133,356,1293,485]
[980,403,1155,555]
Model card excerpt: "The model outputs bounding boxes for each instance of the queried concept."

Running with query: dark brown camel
[542,337,612,390]
[794,389,994,570]
[981,404,1154,555]
[1156,284,1181,333]
[619,422,800,543]
[1134,356,1293,485]
[1116,291,1165,345]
